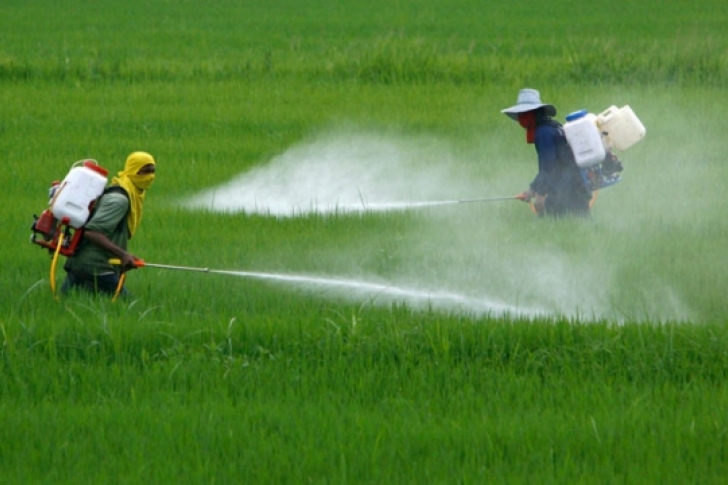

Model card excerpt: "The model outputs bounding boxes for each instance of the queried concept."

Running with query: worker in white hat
[502,89,592,217]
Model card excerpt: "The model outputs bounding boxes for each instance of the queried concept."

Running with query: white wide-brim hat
[501,88,556,121]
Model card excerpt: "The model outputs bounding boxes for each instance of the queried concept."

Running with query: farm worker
[502,88,592,217]
[61,151,156,297]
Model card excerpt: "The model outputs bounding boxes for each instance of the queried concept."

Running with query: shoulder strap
[93,186,130,215]
[538,117,565,135]
[103,185,129,198]
[84,185,130,232]
[104,185,129,198]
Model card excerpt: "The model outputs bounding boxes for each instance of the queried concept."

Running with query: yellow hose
[50,231,64,300]
[589,190,600,209]
[112,272,126,303]
[109,258,127,302]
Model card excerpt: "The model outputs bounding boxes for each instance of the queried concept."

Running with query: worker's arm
[84,230,138,270]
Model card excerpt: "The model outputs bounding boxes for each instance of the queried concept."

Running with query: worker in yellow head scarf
[111,151,156,237]
[61,151,157,297]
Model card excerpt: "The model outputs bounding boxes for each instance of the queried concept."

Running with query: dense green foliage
[2,0,728,483]
[3,306,728,483]
[1,0,727,86]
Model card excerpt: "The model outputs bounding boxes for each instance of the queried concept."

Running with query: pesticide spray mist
[185,131,490,215]
[183,126,703,322]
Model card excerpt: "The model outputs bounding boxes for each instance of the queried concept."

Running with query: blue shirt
[529,120,587,201]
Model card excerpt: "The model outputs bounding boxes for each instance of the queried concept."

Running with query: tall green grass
[3,303,728,482]
[3,34,726,86]
[1,1,726,86]
[2,0,728,482]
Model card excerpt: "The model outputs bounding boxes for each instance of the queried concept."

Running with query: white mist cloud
[180,127,696,322]
[183,130,487,215]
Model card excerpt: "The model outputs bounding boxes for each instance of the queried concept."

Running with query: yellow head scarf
[111,151,156,237]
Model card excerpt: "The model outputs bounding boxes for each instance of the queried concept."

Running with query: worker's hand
[533,194,546,214]
[516,190,534,202]
[120,253,139,271]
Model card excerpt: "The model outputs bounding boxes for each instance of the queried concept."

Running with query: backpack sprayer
[30,159,110,297]
[563,104,646,191]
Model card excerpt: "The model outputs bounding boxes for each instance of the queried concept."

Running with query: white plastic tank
[51,160,109,228]
[563,110,607,168]
[597,105,646,151]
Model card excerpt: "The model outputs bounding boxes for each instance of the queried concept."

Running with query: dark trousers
[61,270,129,297]
[544,195,591,218]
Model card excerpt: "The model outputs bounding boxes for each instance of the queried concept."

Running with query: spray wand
[436,195,520,204]
[109,258,215,273]
[362,194,532,211]
[108,258,236,301]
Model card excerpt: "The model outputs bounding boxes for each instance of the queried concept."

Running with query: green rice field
[2,0,728,482]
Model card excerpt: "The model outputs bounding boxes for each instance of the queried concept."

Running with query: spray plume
[181,128,699,322]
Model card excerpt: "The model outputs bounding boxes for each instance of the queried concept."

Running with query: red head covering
[517,111,537,144]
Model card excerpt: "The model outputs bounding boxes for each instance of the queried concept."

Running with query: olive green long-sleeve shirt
[64,191,129,276]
